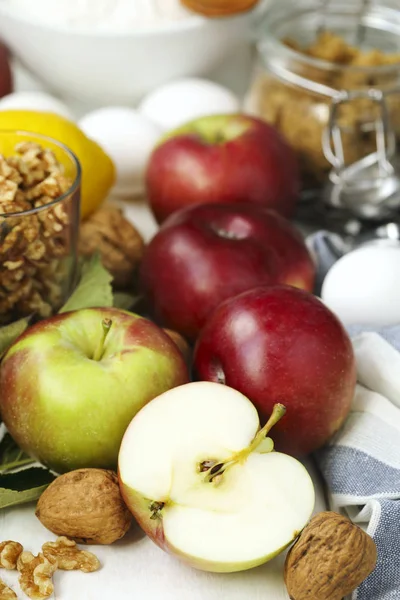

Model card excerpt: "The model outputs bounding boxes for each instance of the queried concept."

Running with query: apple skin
[0,41,12,99]
[0,308,189,473]
[193,285,356,456]
[146,114,300,224]
[119,480,294,573]
[140,202,315,341]
[163,328,192,366]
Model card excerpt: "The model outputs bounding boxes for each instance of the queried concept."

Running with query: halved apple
[118,382,315,573]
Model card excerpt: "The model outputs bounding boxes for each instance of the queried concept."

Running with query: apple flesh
[0,308,189,473]
[140,202,315,341]
[119,381,315,572]
[146,114,300,224]
[0,41,12,99]
[193,286,356,457]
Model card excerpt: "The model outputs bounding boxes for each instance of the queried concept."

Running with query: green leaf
[0,434,34,473]
[0,317,30,357]
[60,254,113,314]
[113,291,142,311]
[0,468,56,509]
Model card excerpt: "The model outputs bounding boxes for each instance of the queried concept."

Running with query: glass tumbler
[0,130,81,326]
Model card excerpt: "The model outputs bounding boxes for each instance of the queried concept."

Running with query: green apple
[119,381,315,573]
[0,308,189,473]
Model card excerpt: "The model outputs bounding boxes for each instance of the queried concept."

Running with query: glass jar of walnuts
[246,0,400,221]
[0,131,81,326]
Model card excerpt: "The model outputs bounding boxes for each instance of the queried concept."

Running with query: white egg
[321,243,400,326]
[138,78,240,131]
[79,107,162,197]
[0,91,74,120]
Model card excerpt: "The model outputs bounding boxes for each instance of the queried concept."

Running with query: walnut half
[284,511,377,600]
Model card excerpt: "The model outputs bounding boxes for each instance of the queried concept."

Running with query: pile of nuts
[0,142,74,325]
[0,536,99,599]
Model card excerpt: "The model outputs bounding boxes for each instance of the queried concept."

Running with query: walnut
[36,469,132,545]
[284,511,377,600]
[17,552,57,600]
[79,206,145,289]
[42,537,100,573]
[0,141,73,325]
[0,541,23,570]
[0,579,16,600]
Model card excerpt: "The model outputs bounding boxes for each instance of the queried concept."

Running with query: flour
[0,0,193,30]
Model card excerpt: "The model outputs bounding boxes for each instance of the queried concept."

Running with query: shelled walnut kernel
[0,541,23,570]
[17,552,57,600]
[0,537,100,600]
[42,537,100,573]
[0,142,74,325]
[0,578,16,600]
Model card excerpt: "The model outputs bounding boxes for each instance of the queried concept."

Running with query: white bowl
[0,3,267,106]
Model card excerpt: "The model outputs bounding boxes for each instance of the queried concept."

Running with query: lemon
[0,110,115,219]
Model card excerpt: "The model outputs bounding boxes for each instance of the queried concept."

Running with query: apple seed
[198,460,218,473]
[149,501,165,520]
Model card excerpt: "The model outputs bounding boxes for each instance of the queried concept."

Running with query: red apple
[0,41,12,99]
[146,114,300,223]
[140,203,315,341]
[193,285,356,456]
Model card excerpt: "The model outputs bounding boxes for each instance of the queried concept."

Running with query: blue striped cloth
[309,231,400,600]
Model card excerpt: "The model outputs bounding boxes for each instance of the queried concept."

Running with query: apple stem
[248,403,286,454]
[92,318,113,362]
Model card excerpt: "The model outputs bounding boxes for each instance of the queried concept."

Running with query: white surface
[0,2,264,106]
[0,460,325,600]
